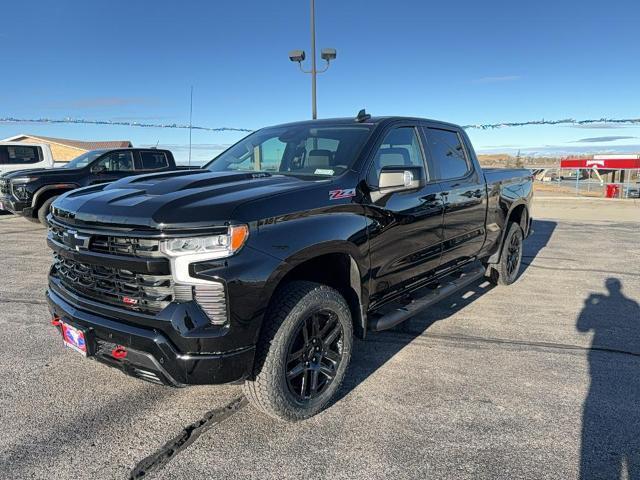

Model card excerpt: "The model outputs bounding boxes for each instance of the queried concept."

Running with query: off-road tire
[243,281,353,422]
[488,221,523,286]
[37,196,59,226]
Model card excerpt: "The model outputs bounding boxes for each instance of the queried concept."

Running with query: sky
[1,0,639,164]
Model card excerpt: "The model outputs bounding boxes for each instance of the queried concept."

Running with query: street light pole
[310,0,317,119]
[288,0,336,120]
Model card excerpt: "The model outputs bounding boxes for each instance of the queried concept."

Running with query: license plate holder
[61,322,89,356]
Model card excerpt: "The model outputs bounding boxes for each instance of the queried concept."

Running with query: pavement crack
[0,298,48,305]
[128,395,248,479]
[377,331,640,358]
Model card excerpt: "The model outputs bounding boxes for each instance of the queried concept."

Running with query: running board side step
[367,264,487,332]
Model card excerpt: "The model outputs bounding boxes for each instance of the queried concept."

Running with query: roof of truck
[269,115,462,130]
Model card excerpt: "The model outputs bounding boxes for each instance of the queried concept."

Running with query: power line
[0,116,639,133]
[0,117,252,133]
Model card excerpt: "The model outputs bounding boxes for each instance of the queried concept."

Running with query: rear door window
[139,151,169,170]
[0,145,43,165]
[93,151,135,172]
[424,128,470,180]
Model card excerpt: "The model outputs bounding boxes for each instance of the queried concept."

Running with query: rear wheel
[243,281,353,421]
[488,221,523,286]
[37,196,59,226]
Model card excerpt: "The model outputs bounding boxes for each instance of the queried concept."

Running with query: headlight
[160,225,249,258]
[11,182,32,201]
[10,177,36,184]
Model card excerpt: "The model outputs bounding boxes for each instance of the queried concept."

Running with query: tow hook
[111,346,128,359]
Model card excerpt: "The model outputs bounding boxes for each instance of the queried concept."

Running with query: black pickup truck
[45,113,533,421]
[0,148,186,224]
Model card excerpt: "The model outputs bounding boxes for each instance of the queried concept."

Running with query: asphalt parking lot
[1,199,638,480]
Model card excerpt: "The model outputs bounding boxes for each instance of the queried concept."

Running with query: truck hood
[2,167,82,180]
[53,169,325,230]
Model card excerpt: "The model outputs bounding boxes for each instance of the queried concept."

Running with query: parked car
[623,184,640,198]
[0,142,56,212]
[46,113,533,421]
[540,169,560,182]
[0,148,194,224]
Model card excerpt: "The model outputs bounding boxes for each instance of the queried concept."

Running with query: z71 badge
[329,188,356,200]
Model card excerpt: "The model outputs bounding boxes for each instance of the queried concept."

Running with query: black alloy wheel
[505,228,522,278]
[285,310,344,401]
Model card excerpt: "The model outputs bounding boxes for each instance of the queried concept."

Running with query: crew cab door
[362,124,444,306]
[136,150,171,172]
[87,150,136,185]
[422,126,487,269]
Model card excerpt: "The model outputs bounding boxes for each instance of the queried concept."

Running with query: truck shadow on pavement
[576,278,640,480]
[336,219,557,403]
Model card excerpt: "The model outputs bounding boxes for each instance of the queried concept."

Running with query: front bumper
[0,195,31,216]
[47,286,255,386]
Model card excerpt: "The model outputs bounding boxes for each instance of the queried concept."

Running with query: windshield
[64,150,106,169]
[205,124,373,178]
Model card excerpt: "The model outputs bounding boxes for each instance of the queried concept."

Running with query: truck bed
[483,167,532,184]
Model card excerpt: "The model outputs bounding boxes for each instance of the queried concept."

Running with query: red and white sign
[561,155,640,170]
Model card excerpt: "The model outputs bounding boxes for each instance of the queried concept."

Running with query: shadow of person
[577,278,640,480]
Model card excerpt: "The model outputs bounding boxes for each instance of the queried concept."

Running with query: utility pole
[188,86,193,166]
[310,0,317,119]
[288,0,337,119]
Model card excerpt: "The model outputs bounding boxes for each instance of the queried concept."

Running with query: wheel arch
[31,184,79,217]
[263,243,368,340]
[487,201,530,264]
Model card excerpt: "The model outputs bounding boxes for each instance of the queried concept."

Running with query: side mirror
[378,165,424,195]
[91,164,107,174]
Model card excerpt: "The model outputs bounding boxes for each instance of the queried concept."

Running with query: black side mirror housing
[378,165,425,195]
[91,165,107,174]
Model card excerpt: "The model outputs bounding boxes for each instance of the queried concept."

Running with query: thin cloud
[110,115,174,122]
[573,136,637,143]
[472,75,521,84]
[569,123,634,130]
[48,97,157,109]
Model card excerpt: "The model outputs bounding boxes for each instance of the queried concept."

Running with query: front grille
[0,179,10,195]
[49,223,229,324]
[49,223,161,258]
[52,253,175,313]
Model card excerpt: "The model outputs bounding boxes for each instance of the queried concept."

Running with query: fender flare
[31,184,80,209]
[260,241,368,337]
[487,201,530,264]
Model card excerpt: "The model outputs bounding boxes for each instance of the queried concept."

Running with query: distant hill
[477,154,560,168]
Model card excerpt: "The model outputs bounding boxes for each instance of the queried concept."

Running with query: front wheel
[488,221,523,286]
[243,281,353,421]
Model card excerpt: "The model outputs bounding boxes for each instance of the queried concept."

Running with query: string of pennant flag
[0,116,639,132]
